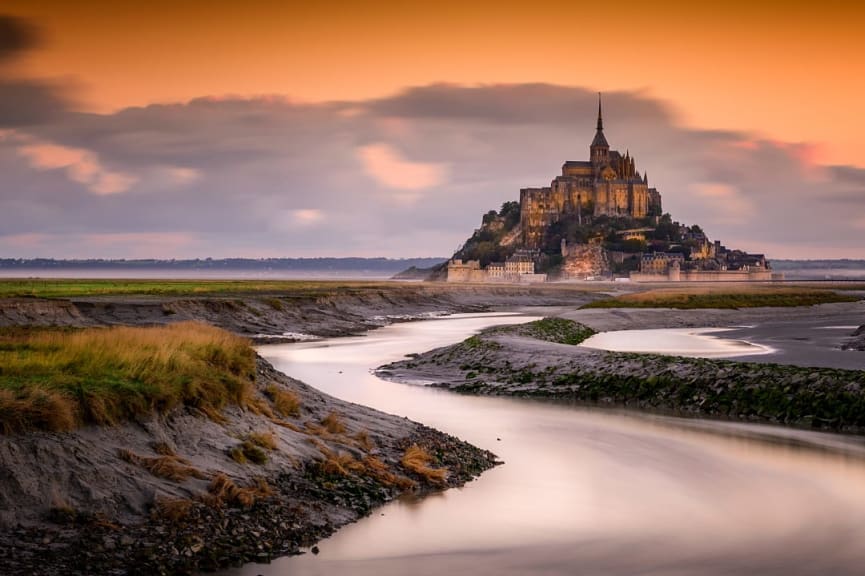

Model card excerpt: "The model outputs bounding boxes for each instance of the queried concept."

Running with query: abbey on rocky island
[520,94,662,248]
[445,94,780,284]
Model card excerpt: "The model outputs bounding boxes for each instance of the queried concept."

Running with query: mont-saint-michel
[447,96,778,283]
[2,3,865,576]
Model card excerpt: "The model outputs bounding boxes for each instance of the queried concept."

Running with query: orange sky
[5,0,865,166]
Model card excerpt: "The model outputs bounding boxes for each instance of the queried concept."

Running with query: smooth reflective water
[580,327,773,357]
[228,312,865,576]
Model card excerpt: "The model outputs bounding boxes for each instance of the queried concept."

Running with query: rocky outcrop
[561,242,609,279]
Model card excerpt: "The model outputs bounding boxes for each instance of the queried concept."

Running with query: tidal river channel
[229,312,865,576]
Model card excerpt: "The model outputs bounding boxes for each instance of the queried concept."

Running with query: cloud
[0,232,195,259]
[164,166,201,186]
[0,15,38,61]
[79,232,195,252]
[690,183,754,226]
[17,141,138,195]
[1,233,50,248]
[0,15,70,127]
[368,83,672,125]
[0,79,69,128]
[1,83,863,258]
[358,143,447,193]
[290,209,324,226]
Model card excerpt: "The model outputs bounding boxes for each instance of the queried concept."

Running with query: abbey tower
[520,95,662,248]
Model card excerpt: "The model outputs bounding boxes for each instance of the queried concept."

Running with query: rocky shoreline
[0,357,498,576]
[378,318,865,433]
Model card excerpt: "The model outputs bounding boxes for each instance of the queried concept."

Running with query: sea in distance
[1,259,864,281]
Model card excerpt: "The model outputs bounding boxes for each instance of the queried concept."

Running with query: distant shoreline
[1,257,863,281]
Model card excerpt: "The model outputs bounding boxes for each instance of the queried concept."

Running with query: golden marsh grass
[0,322,256,434]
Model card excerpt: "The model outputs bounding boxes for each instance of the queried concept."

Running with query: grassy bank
[0,278,397,299]
[0,322,256,433]
[582,286,860,309]
[485,317,596,345]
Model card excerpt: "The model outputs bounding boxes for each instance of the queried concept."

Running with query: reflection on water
[224,312,865,576]
[580,327,773,357]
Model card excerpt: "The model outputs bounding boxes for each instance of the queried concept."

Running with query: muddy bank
[0,284,601,340]
[378,319,865,433]
[843,325,865,351]
[0,283,591,574]
[559,300,865,333]
[0,357,497,575]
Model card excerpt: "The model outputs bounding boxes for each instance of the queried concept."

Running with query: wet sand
[562,301,865,370]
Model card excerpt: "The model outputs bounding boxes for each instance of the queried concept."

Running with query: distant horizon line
[0,257,449,272]
[1,257,864,265]
[0,257,449,262]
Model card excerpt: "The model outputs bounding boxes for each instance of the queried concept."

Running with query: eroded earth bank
[0,284,599,576]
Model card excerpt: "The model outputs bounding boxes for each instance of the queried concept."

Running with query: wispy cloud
[358,143,448,191]
[17,141,138,195]
[690,183,754,226]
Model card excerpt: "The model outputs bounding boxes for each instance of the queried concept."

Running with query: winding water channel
[233,311,865,575]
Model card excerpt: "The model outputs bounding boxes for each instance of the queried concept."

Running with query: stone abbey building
[520,95,662,248]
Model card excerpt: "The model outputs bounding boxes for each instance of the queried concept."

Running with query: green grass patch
[0,279,396,299]
[457,334,502,352]
[489,317,596,345]
[0,322,256,434]
[581,290,859,310]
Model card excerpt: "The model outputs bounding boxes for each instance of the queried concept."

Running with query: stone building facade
[446,251,547,283]
[520,95,662,248]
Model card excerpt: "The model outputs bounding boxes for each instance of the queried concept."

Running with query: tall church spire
[590,92,609,165]
[597,92,604,131]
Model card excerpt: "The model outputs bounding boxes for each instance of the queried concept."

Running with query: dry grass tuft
[0,322,257,434]
[152,497,194,523]
[247,396,275,418]
[265,384,301,418]
[150,441,176,456]
[354,429,374,452]
[47,493,77,524]
[313,445,415,488]
[247,430,278,450]
[119,448,206,482]
[318,448,366,476]
[304,421,327,436]
[204,473,272,508]
[0,387,77,435]
[269,418,303,433]
[321,411,347,434]
[401,444,448,485]
[362,455,416,490]
[229,446,247,464]
[229,439,269,465]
